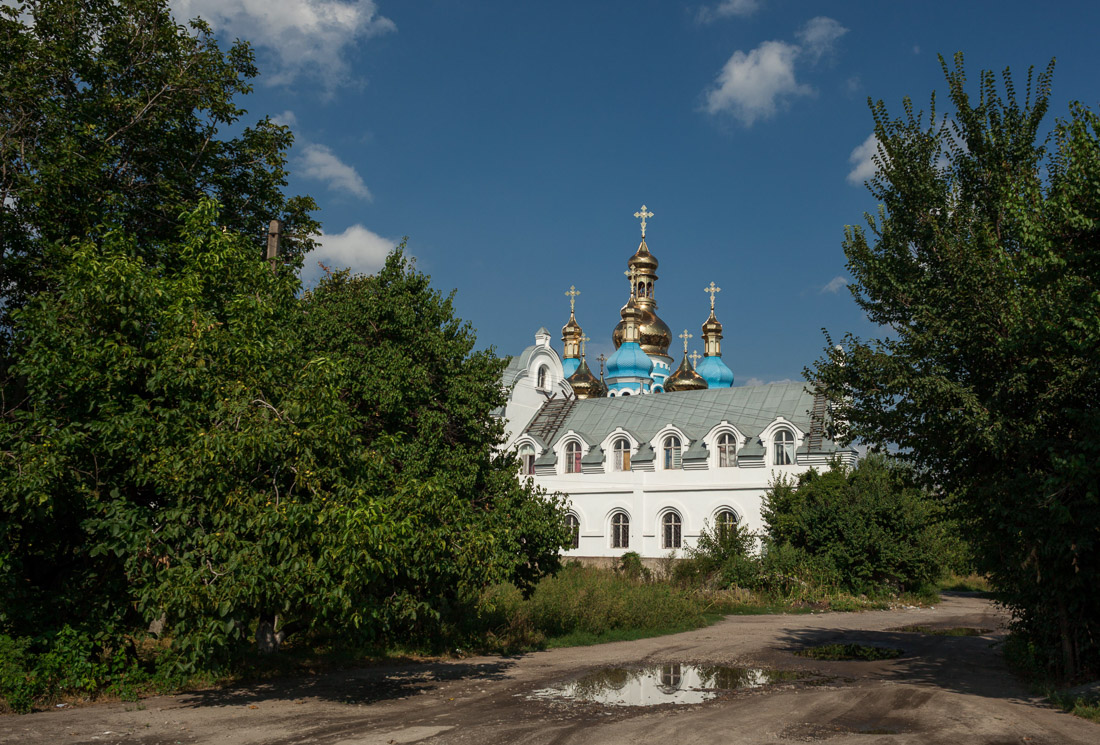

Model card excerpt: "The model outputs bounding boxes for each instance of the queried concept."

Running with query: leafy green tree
[0,0,318,326]
[762,455,947,594]
[0,201,365,667]
[811,54,1100,678]
[301,255,572,609]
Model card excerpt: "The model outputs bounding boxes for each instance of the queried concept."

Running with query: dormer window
[537,365,548,390]
[663,435,682,470]
[519,444,535,475]
[717,432,736,467]
[613,438,631,471]
[565,441,582,474]
[774,429,795,465]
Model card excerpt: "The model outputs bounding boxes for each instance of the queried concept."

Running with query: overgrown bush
[762,455,948,595]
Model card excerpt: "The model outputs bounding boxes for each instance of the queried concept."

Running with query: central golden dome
[612,303,672,356]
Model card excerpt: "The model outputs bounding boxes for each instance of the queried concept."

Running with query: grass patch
[894,625,992,636]
[1003,633,1100,724]
[795,643,904,661]
[938,573,994,595]
[1050,691,1100,723]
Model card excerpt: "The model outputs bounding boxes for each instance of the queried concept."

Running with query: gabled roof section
[537,382,821,450]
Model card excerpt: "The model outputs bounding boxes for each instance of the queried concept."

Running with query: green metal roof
[543,381,820,448]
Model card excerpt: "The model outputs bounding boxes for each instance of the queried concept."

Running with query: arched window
[663,435,682,470]
[565,514,580,549]
[661,511,682,549]
[611,512,630,549]
[565,441,582,474]
[613,438,631,472]
[715,509,738,540]
[659,663,682,692]
[774,429,795,465]
[717,432,736,467]
[519,444,535,475]
[536,366,548,390]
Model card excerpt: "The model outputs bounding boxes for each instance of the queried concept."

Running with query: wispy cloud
[703,17,848,125]
[847,133,879,184]
[794,16,848,63]
[271,110,298,127]
[302,223,396,285]
[696,0,760,24]
[821,276,849,294]
[298,144,371,200]
[170,0,395,91]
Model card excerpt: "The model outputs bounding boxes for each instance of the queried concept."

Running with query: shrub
[762,455,948,595]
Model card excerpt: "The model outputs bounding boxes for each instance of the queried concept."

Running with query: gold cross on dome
[624,267,639,295]
[679,329,693,355]
[597,353,607,377]
[580,334,591,357]
[689,350,702,367]
[634,205,654,238]
[565,285,580,313]
[704,281,721,311]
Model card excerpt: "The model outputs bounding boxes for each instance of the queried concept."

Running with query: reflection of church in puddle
[498,206,854,561]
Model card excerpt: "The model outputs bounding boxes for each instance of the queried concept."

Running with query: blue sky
[171,0,1100,385]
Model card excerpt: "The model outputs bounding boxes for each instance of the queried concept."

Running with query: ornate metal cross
[565,285,580,313]
[689,350,702,367]
[597,353,607,378]
[679,329,693,355]
[634,204,654,238]
[624,266,639,295]
[580,334,590,357]
[704,281,721,311]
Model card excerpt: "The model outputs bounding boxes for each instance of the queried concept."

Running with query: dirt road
[3,593,1096,744]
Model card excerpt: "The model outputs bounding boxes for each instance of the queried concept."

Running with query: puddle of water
[529,664,801,707]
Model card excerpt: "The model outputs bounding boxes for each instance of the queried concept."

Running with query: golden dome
[664,354,709,392]
[567,357,606,399]
[627,238,659,273]
[562,312,582,339]
[702,310,722,336]
[613,304,672,356]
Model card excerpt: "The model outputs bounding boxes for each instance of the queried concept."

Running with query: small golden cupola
[561,285,583,378]
[612,205,672,357]
[566,335,606,399]
[697,281,735,388]
[664,329,709,392]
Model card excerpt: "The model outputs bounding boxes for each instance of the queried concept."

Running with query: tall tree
[812,54,1100,679]
[0,0,318,326]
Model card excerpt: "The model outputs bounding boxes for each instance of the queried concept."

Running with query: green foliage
[300,253,572,611]
[762,455,948,594]
[0,0,318,327]
[477,564,716,651]
[615,551,650,581]
[810,53,1100,679]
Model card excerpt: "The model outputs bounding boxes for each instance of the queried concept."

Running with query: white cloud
[170,0,395,90]
[847,133,879,184]
[794,16,848,63]
[703,17,847,126]
[703,40,809,125]
[302,223,395,285]
[821,276,848,294]
[697,0,760,23]
[742,377,765,387]
[298,143,371,200]
[271,110,297,127]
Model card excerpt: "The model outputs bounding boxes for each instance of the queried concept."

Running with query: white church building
[497,206,855,561]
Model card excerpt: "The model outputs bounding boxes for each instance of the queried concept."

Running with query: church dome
[606,340,653,381]
[627,238,659,273]
[612,305,672,356]
[702,310,722,336]
[567,357,606,399]
[696,355,734,388]
[665,354,709,392]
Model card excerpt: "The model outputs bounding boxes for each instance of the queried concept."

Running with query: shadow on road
[773,625,1035,702]
[174,658,519,709]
